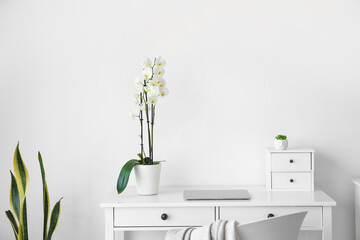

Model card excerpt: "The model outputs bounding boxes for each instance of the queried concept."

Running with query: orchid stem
[144,90,152,164]
[151,105,155,163]
[139,93,144,160]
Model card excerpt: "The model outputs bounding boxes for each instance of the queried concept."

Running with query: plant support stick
[144,91,152,164]
[139,93,144,159]
[151,104,155,163]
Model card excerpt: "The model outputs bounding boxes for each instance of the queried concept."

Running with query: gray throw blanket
[165,220,239,240]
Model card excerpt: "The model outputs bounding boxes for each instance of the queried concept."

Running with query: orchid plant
[117,57,169,194]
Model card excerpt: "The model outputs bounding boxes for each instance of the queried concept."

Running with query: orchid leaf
[153,161,165,165]
[13,143,29,198]
[38,152,50,240]
[10,171,20,220]
[5,210,19,240]
[47,198,62,240]
[117,159,140,194]
[143,157,151,165]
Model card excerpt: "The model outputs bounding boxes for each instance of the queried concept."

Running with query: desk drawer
[272,172,312,189]
[271,153,311,171]
[114,207,214,227]
[220,206,322,227]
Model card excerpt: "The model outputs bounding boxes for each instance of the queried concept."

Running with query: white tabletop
[100,185,336,208]
[266,148,315,153]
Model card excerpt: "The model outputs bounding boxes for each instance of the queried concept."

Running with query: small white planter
[134,164,162,195]
[274,139,288,150]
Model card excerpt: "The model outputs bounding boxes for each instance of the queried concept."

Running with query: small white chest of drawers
[266,149,315,191]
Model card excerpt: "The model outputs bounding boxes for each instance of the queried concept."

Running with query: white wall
[1,0,360,239]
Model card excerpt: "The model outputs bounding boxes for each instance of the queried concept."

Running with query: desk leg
[105,208,115,240]
[322,207,332,240]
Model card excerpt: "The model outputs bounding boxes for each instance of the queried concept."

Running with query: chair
[236,211,307,240]
[354,179,360,240]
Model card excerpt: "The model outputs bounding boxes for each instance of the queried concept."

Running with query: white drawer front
[272,172,312,189]
[220,206,322,227]
[114,207,214,227]
[271,153,311,171]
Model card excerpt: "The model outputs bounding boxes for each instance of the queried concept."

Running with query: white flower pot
[134,164,162,195]
[274,139,288,150]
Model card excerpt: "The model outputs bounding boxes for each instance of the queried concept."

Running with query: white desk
[100,186,336,240]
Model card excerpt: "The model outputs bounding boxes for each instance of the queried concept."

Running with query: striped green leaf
[5,210,19,240]
[10,171,20,220]
[13,143,29,198]
[47,198,62,240]
[38,152,50,240]
[18,198,28,240]
[117,159,140,194]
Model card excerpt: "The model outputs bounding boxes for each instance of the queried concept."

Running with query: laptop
[183,189,251,200]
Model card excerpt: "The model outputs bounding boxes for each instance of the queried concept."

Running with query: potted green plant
[5,143,62,240]
[274,135,288,150]
[117,57,169,195]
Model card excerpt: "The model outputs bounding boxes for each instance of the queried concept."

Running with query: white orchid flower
[155,57,166,68]
[134,98,140,105]
[151,86,160,95]
[134,77,143,93]
[142,67,152,80]
[158,78,166,88]
[143,58,152,69]
[148,94,158,105]
[152,74,159,83]
[159,87,169,97]
[144,85,152,93]
[139,103,145,111]
[148,79,158,88]
[134,92,140,100]
[134,92,142,105]
[153,67,165,78]
[134,77,143,87]
[145,85,160,96]
[151,76,161,85]
[129,112,137,120]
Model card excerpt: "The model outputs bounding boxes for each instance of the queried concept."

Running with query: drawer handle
[290,179,294,183]
[289,159,294,163]
[267,213,275,218]
[161,213,168,220]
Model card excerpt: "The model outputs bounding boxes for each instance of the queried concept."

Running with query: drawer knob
[267,213,275,218]
[290,179,294,183]
[289,159,294,163]
[161,213,168,220]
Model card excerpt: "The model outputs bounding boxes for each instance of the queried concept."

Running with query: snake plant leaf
[10,171,21,220]
[5,210,19,240]
[38,152,50,240]
[18,198,28,240]
[13,143,29,198]
[117,159,140,194]
[47,198,62,240]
